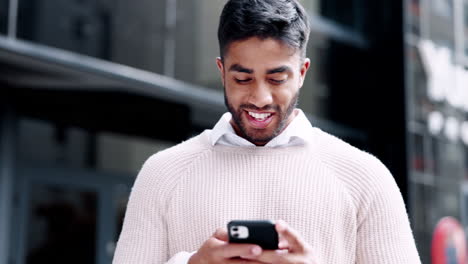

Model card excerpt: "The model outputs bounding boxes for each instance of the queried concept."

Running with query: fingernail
[251,246,262,255]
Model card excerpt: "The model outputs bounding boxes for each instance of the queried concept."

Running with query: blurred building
[0,0,461,263]
[404,0,468,262]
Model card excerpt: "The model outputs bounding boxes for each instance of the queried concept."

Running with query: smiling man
[113,0,421,264]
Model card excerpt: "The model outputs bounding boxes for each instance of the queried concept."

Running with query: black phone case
[227,220,279,250]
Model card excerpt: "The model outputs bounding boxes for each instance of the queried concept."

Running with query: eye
[270,79,285,84]
[235,78,252,84]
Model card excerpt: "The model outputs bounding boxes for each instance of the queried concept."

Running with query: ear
[299,58,311,88]
[216,57,225,85]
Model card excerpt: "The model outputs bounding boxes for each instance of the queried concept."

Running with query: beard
[224,89,299,145]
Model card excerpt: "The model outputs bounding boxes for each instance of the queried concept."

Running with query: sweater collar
[210,109,314,147]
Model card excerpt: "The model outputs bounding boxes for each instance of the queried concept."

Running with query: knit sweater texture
[113,128,421,264]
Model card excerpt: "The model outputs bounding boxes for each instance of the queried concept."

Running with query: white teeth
[248,112,272,120]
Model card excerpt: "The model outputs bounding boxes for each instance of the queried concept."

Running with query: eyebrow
[266,66,292,74]
[228,64,253,74]
[228,64,292,74]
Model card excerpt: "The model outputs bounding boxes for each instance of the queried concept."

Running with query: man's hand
[245,220,318,264]
[188,228,266,264]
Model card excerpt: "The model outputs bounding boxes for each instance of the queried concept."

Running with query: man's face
[216,37,310,146]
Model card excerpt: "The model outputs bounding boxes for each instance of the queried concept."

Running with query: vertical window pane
[26,183,97,264]
[410,183,434,264]
[410,133,425,172]
[114,184,129,240]
[408,45,429,123]
[434,140,465,182]
[0,0,8,34]
[466,145,468,178]
[464,0,468,56]
[17,0,111,59]
[110,0,166,73]
[103,183,130,260]
[428,0,455,49]
[408,0,422,35]
[16,0,167,74]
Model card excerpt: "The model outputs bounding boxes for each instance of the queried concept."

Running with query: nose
[248,82,273,109]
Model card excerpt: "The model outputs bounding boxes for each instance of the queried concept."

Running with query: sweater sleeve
[112,156,170,264]
[355,160,421,264]
[165,252,196,264]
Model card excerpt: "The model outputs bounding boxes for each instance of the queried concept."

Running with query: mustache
[239,104,280,112]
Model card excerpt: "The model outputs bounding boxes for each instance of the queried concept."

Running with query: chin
[243,127,277,143]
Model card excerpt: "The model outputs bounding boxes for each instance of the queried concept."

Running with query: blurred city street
[0,0,467,263]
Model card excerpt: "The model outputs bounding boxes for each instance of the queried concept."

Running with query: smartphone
[227,220,279,250]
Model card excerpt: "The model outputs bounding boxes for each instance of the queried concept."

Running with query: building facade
[404,0,468,262]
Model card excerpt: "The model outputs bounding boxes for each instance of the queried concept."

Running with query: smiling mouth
[247,111,272,121]
[244,110,275,129]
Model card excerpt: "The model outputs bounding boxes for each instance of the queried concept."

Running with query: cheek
[274,87,297,105]
[225,85,245,106]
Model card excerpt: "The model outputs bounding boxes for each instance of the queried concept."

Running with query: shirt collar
[210,109,314,147]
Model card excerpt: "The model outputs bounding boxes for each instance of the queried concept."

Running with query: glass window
[320,0,363,32]
[13,0,367,88]
[410,180,465,264]
[407,45,430,123]
[407,0,422,36]
[107,184,130,259]
[18,118,90,167]
[0,0,8,34]
[97,132,173,174]
[434,139,465,182]
[300,0,365,34]
[465,145,468,178]
[410,183,434,264]
[16,0,167,74]
[428,0,455,50]
[17,0,115,60]
[25,183,97,264]
[405,1,468,263]
[297,33,331,118]
[464,0,468,57]
[412,133,425,172]
[429,136,439,175]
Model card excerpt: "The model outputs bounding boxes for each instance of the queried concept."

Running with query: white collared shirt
[210,109,314,147]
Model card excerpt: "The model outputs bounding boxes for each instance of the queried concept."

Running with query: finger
[276,220,306,252]
[217,243,262,259]
[228,258,267,264]
[251,249,289,263]
[278,236,289,249]
[213,227,229,242]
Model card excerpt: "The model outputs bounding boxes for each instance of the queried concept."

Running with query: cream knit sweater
[113,128,421,264]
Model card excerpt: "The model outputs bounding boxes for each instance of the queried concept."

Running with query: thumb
[213,228,229,242]
[276,220,306,253]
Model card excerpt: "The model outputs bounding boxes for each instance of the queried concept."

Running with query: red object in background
[412,156,425,171]
[432,217,467,264]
